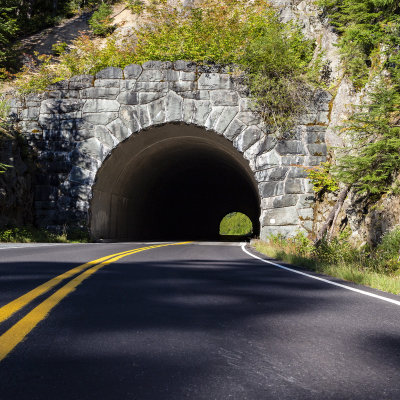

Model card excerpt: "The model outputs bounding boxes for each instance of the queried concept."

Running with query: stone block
[47,80,69,90]
[165,91,183,122]
[210,90,239,106]
[298,194,315,208]
[262,207,299,226]
[148,98,166,125]
[256,167,289,182]
[259,181,285,197]
[169,80,196,92]
[285,179,305,194]
[281,155,305,166]
[81,87,119,99]
[182,99,195,124]
[205,106,224,131]
[214,106,238,134]
[119,105,142,131]
[198,73,232,90]
[223,118,246,140]
[76,137,103,160]
[137,105,151,128]
[312,89,333,111]
[106,118,132,142]
[165,70,179,81]
[139,92,165,104]
[192,100,212,126]
[94,125,116,148]
[40,99,60,114]
[274,195,299,208]
[117,90,139,105]
[123,64,142,79]
[69,166,95,185]
[255,150,281,169]
[83,99,120,113]
[82,112,118,125]
[305,155,327,166]
[179,71,196,81]
[134,81,169,92]
[179,90,210,100]
[287,166,308,179]
[307,143,327,156]
[298,208,314,220]
[236,111,260,126]
[95,67,123,79]
[234,126,262,152]
[94,79,121,88]
[275,140,306,155]
[243,138,263,161]
[174,60,197,72]
[142,61,172,70]
[21,107,40,120]
[137,70,165,82]
[69,75,93,90]
[120,79,136,91]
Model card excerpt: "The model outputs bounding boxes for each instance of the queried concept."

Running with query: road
[0,241,399,400]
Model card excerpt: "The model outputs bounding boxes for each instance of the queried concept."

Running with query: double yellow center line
[0,242,190,362]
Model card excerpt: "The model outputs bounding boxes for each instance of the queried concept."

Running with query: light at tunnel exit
[90,124,260,241]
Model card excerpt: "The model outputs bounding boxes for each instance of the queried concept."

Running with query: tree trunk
[314,185,350,246]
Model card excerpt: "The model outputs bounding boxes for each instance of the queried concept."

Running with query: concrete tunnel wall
[9,61,332,240]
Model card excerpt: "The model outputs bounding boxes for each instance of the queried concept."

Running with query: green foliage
[16,0,317,133]
[0,163,11,173]
[305,162,339,194]
[0,1,19,68]
[254,226,400,294]
[126,0,145,15]
[132,0,316,132]
[318,0,400,89]
[0,226,89,243]
[52,42,68,56]
[335,82,400,196]
[220,212,253,236]
[89,3,115,36]
[0,0,108,72]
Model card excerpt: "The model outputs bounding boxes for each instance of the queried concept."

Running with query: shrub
[335,81,400,196]
[89,3,115,36]
[318,0,400,89]
[220,212,253,236]
[16,0,318,133]
[304,162,339,195]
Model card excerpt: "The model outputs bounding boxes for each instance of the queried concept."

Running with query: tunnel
[90,124,261,241]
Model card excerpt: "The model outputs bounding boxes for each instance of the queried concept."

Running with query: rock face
[0,137,34,227]
[8,62,331,239]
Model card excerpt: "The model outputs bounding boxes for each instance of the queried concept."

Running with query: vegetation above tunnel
[13,0,318,132]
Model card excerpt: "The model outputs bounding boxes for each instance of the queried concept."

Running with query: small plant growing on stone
[304,162,339,195]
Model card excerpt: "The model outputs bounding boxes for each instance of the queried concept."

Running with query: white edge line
[241,243,400,307]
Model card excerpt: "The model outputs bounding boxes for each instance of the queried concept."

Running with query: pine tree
[336,82,400,195]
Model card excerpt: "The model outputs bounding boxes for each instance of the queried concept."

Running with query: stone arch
[90,124,261,240]
[10,61,331,240]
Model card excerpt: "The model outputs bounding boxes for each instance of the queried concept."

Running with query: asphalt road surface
[0,241,400,400]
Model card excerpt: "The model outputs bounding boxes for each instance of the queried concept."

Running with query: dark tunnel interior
[90,124,261,241]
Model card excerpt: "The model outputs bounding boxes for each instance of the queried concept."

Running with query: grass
[252,231,400,295]
[219,212,253,236]
[0,226,89,243]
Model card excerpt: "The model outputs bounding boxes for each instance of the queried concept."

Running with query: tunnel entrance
[90,124,260,241]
